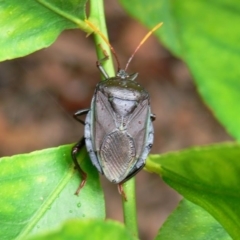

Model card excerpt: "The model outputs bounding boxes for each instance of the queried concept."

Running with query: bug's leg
[97,60,109,79]
[96,44,113,79]
[74,109,89,125]
[96,42,122,77]
[150,113,156,121]
[118,183,127,201]
[72,137,87,195]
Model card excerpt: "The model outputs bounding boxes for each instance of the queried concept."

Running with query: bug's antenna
[85,20,121,72]
[125,22,163,71]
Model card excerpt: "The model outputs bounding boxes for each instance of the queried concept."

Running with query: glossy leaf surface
[27,219,135,240]
[0,0,89,61]
[156,199,231,240]
[0,145,104,240]
[146,143,240,239]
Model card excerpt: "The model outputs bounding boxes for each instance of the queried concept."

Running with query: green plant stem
[145,158,163,175]
[89,0,115,78]
[122,178,138,238]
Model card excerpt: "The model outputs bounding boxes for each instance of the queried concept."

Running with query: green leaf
[156,199,231,240]
[27,219,135,240]
[146,143,240,239]
[0,0,91,61]
[119,0,240,140]
[0,145,104,240]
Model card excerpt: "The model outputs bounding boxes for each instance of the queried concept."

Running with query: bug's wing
[104,102,153,184]
[92,90,152,183]
[124,119,154,180]
[94,91,133,182]
[126,98,151,159]
[92,90,141,183]
[93,91,116,151]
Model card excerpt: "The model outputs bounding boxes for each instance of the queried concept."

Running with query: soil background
[0,1,232,239]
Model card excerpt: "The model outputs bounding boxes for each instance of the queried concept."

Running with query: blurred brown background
[0,1,232,239]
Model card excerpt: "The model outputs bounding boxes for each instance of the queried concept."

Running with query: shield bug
[72,21,163,200]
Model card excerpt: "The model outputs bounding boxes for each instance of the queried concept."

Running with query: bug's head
[117,69,138,81]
